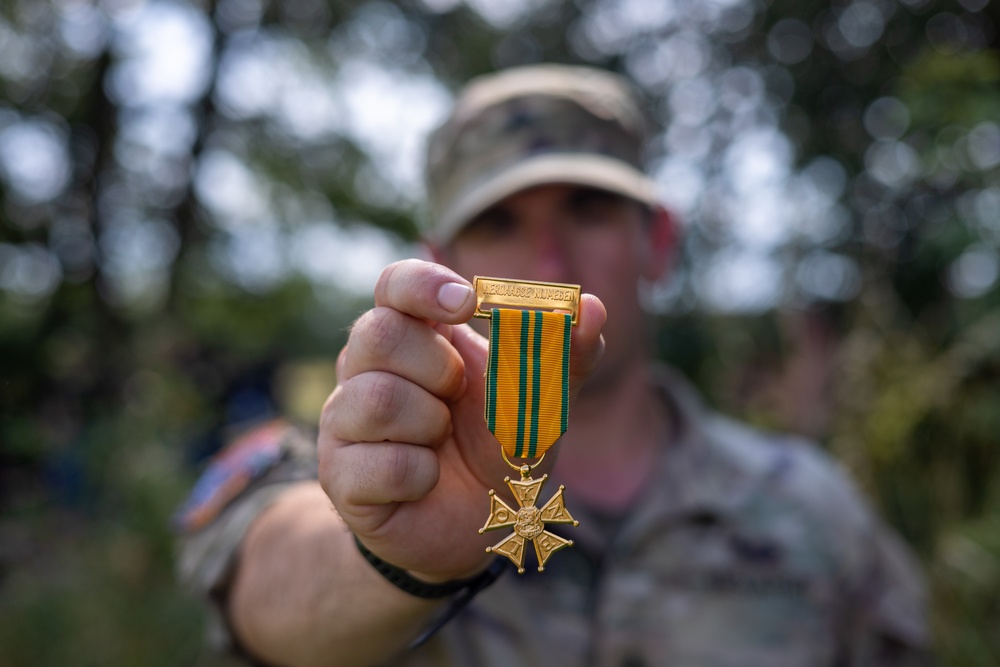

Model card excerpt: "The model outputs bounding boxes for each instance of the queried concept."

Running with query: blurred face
[434,184,674,389]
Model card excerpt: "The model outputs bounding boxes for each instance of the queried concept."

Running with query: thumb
[567,294,606,399]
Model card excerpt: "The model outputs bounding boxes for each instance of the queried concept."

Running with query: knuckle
[356,307,406,362]
[374,261,398,296]
[363,373,403,426]
[384,445,436,500]
[386,446,416,489]
[427,402,452,443]
[319,386,348,441]
[433,354,465,397]
[319,387,338,426]
[411,396,450,445]
[373,259,407,304]
[317,443,345,504]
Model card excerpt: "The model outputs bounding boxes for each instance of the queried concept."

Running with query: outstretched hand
[319,259,606,581]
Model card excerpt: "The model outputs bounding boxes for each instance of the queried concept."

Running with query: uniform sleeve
[174,419,318,655]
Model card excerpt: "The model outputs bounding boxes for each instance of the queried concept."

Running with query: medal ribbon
[486,308,572,459]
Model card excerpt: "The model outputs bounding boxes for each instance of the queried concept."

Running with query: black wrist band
[354,535,506,600]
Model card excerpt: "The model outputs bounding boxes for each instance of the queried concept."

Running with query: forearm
[228,482,440,667]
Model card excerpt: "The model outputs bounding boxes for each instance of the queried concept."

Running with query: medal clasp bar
[472,276,581,325]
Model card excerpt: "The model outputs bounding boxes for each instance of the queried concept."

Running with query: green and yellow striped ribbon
[486,308,572,459]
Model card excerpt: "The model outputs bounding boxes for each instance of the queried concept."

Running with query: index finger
[374,259,477,325]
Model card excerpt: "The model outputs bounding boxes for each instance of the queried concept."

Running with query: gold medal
[473,277,580,573]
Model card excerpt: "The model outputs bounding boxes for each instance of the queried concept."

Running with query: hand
[319,259,606,581]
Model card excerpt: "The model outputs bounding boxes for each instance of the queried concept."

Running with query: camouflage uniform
[177,367,928,666]
[177,64,929,665]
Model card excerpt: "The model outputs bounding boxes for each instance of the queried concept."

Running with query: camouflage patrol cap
[424,64,657,243]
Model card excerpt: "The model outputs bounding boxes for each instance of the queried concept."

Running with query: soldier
[177,64,929,667]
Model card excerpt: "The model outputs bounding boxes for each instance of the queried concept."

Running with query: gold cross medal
[473,276,581,573]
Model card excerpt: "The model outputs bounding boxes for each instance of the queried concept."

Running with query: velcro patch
[175,419,288,533]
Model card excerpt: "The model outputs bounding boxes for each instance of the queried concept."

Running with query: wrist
[353,535,506,600]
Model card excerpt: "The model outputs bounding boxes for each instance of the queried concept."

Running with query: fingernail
[437,282,473,314]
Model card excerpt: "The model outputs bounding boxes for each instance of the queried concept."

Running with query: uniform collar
[567,365,781,554]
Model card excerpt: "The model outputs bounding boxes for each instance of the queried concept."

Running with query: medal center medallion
[515,506,544,539]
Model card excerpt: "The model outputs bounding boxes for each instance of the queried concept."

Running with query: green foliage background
[1,0,998,664]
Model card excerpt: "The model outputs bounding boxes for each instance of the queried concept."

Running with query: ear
[642,205,679,282]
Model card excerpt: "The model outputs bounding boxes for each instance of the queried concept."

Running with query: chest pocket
[596,521,840,667]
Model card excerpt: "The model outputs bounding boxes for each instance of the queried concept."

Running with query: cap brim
[432,154,657,243]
